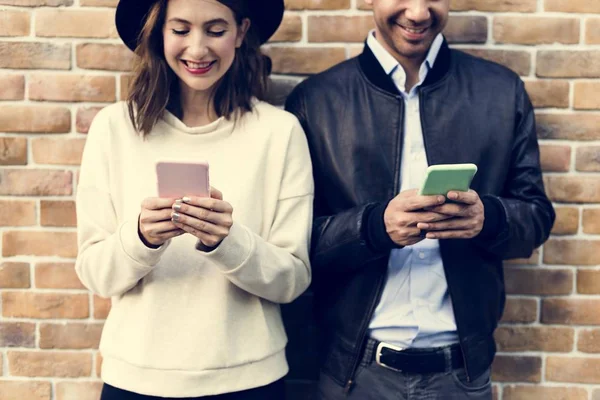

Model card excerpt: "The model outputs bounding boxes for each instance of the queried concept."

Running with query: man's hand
[416,190,484,239]
[384,189,451,247]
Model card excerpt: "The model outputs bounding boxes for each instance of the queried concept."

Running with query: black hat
[116,0,284,51]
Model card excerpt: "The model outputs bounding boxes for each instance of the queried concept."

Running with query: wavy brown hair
[127,0,271,136]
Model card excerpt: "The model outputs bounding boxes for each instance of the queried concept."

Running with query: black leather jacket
[284,40,555,389]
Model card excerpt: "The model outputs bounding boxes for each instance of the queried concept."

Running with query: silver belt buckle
[375,341,405,372]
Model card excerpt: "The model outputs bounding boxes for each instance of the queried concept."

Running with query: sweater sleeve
[203,118,314,304]
[74,108,169,298]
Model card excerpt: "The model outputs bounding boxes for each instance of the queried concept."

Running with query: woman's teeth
[185,61,212,68]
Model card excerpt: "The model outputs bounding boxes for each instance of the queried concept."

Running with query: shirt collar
[366,29,444,79]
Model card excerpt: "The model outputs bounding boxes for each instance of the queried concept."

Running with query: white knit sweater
[75,101,313,397]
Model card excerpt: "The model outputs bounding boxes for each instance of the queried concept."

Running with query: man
[284,0,555,398]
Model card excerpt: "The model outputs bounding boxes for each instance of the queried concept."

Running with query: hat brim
[116,0,284,52]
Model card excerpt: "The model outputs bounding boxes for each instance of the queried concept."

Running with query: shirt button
[418,252,426,259]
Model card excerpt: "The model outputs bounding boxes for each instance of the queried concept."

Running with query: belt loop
[443,346,453,372]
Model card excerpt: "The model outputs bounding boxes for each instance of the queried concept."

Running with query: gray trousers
[316,340,492,400]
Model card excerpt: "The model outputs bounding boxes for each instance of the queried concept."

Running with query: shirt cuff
[478,195,508,239]
[119,219,169,267]
[363,202,402,252]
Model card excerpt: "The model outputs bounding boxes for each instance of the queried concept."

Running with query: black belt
[372,339,464,374]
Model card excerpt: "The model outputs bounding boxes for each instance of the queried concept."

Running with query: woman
[74,0,313,398]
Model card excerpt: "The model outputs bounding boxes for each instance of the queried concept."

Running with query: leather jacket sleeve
[286,86,395,276]
[473,79,555,259]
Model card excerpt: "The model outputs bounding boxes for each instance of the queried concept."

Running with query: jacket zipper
[418,90,471,382]
[344,97,405,394]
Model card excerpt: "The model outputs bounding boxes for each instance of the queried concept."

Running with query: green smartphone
[419,163,478,196]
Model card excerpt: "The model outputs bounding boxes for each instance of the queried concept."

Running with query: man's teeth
[186,61,212,69]
[403,27,427,34]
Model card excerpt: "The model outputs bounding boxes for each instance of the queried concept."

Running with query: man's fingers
[426,203,468,217]
[417,218,476,232]
[425,229,475,240]
[447,190,478,205]
[404,194,446,212]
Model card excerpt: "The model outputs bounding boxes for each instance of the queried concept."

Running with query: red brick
[537,114,600,141]
[0,0,72,4]
[0,74,25,100]
[76,106,105,133]
[266,47,346,74]
[120,75,132,100]
[76,43,135,71]
[0,262,30,288]
[308,16,373,43]
[542,299,600,325]
[56,382,103,400]
[494,17,579,45]
[577,270,600,294]
[587,18,600,44]
[285,0,349,10]
[0,322,35,347]
[576,146,600,172]
[583,209,600,234]
[504,267,572,295]
[551,207,579,235]
[0,200,36,226]
[29,75,116,102]
[461,49,531,76]
[537,51,600,78]
[0,42,70,69]
[0,105,71,133]
[3,231,77,257]
[40,200,77,227]
[444,16,488,44]
[2,292,89,319]
[495,326,573,352]
[451,0,536,12]
[0,169,72,196]
[32,138,86,165]
[35,262,84,289]
[94,295,111,319]
[547,357,600,383]
[544,177,600,203]
[524,80,569,108]
[500,298,537,323]
[96,352,103,377]
[574,82,600,110]
[544,239,600,265]
[503,385,588,400]
[0,137,27,165]
[545,0,600,13]
[492,355,542,382]
[36,9,117,38]
[578,329,600,353]
[270,15,302,42]
[0,10,30,36]
[40,323,103,349]
[8,351,92,377]
[539,144,571,172]
[0,381,51,400]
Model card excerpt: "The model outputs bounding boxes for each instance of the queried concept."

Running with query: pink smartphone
[156,160,210,198]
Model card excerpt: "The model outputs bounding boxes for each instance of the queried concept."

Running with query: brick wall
[0,0,599,399]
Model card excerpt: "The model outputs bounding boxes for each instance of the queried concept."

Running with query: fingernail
[173,200,182,211]
[420,223,429,229]
[182,197,191,203]
[171,212,180,221]
[438,196,445,203]
[449,192,458,199]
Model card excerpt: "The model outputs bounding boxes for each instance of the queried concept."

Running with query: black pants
[100,379,285,400]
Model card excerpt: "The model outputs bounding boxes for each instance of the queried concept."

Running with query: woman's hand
[171,187,234,249]
[138,197,185,248]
